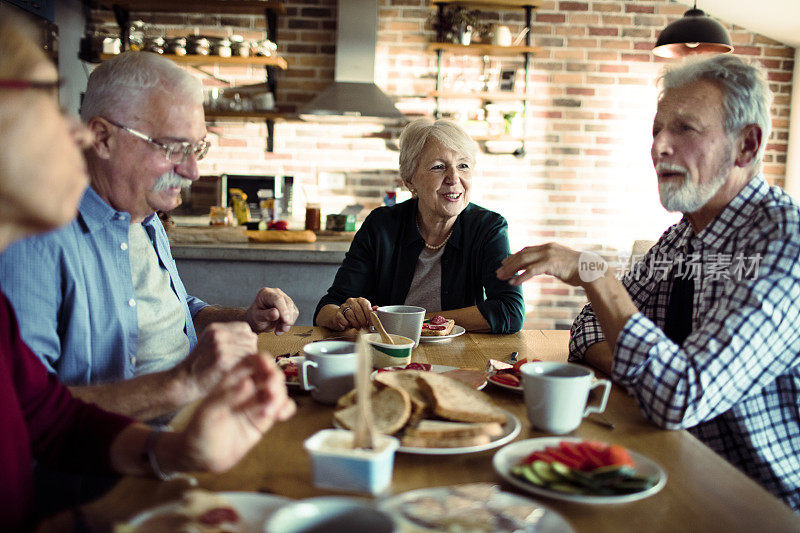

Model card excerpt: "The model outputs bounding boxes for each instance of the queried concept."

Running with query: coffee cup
[300,341,357,404]
[375,305,425,347]
[521,361,611,435]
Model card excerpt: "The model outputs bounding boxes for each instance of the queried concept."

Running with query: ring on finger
[341,306,351,315]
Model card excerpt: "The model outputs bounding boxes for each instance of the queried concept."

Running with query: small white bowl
[263,496,396,533]
[361,333,414,369]
[303,429,399,495]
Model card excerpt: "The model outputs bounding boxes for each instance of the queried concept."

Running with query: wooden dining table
[68,326,800,532]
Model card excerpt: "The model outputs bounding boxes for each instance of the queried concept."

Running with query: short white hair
[398,118,477,186]
[80,51,202,124]
[659,54,772,169]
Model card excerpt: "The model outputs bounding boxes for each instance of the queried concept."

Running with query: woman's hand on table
[180,353,296,473]
[318,298,377,331]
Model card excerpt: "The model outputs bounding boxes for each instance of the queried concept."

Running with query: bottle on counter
[258,189,275,223]
[229,188,250,226]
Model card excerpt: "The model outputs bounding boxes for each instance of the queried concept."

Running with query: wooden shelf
[431,1,542,8]
[431,90,533,101]
[427,43,540,55]
[204,109,293,121]
[100,53,287,70]
[89,1,285,15]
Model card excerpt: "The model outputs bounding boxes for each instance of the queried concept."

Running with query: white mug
[375,305,425,347]
[521,361,611,435]
[300,341,357,404]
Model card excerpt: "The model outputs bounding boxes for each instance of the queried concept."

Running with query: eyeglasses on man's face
[0,78,63,103]
[104,118,210,165]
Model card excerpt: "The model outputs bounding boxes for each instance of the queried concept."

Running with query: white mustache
[655,162,689,175]
[151,172,192,192]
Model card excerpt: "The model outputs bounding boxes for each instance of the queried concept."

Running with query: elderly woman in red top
[0,14,295,531]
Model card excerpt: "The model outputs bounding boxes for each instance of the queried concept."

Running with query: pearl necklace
[417,219,453,250]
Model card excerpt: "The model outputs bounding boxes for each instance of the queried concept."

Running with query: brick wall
[93,0,795,329]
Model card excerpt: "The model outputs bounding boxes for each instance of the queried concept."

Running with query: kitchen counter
[171,241,350,326]
[171,240,351,263]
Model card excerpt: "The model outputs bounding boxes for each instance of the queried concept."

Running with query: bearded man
[497,55,800,512]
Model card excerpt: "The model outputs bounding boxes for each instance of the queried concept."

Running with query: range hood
[298,0,406,123]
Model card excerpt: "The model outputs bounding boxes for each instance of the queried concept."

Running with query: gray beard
[151,171,192,192]
[658,157,734,214]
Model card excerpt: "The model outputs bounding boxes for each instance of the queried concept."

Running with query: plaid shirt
[570,175,800,511]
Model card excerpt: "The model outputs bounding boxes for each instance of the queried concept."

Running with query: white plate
[418,324,466,342]
[372,364,487,390]
[124,491,289,530]
[399,408,521,455]
[486,372,523,393]
[493,437,668,504]
[379,483,574,533]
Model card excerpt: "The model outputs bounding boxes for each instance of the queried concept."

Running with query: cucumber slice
[548,482,586,494]
[518,464,547,486]
[592,465,636,479]
[531,461,560,483]
[607,476,658,494]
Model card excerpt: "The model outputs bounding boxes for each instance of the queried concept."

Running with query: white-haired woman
[315,118,524,333]
[0,14,294,530]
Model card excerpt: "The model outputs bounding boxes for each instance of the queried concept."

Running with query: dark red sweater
[0,291,133,531]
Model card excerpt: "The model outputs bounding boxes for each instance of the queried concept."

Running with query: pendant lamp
[652,1,733,58]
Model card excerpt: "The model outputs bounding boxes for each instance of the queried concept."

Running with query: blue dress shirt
[0,187,207,385]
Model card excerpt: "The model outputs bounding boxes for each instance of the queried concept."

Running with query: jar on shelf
[186,36,210,56]
[209,206,235,226]
[144,36,165,54]
[212,38,231,57]
[305,203,321,232]
[230,35,250,57]
[165,37,186,56]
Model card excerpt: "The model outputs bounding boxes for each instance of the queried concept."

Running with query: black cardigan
[314,199,525,333]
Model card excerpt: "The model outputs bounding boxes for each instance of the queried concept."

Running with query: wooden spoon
[370,311,395,345]
[352,333,377,450]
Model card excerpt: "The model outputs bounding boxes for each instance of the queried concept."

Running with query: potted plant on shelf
[431,6,483,45]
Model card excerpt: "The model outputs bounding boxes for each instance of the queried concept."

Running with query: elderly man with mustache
[0,51,298,422]
[497,55,800,512]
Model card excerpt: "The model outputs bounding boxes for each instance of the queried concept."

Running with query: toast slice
[333,384,411,435]
[404,419,503,439]
[421,316,456,336]
[416,372,507,424]
[401,433,492,448]
[374,370,430,424]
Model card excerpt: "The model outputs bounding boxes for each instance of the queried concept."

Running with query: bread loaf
[245,230,317,243]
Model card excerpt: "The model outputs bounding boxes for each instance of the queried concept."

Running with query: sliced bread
[401,433,492,448]
[333,384,411,435]
[404,419,503,439]
[415,372,507,424]
[374,370,430,424]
